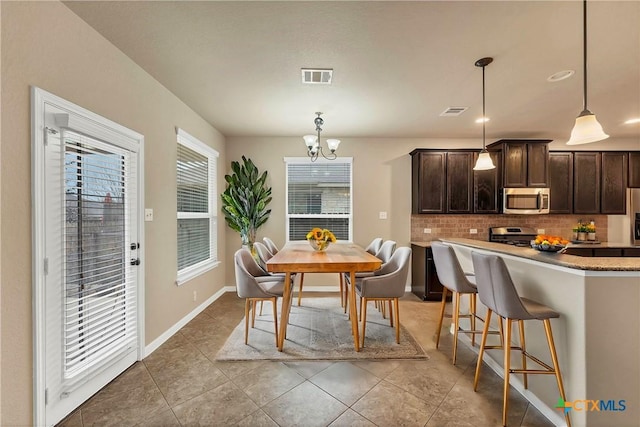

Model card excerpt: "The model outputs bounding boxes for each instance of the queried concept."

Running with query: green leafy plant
[221,156,272,248]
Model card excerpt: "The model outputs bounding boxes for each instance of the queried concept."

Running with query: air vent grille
[440,107,469,117]
[301,68,333,85]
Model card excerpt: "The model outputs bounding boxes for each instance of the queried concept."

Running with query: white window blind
[285,158,353,241]
[63,131,137,381]
[176,128,219,284]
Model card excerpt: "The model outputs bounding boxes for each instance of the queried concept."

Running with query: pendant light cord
[482,64,486,150]
[582,0,588,112]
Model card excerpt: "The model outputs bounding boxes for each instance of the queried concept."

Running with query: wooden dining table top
[266,241,382,273]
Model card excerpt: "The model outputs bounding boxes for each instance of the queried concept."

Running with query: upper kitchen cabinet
[411,150,446,213]
[446,151,474,213]
[549,152,573,214]
[487,139,552,188]
[629,152,640,188]
[600,152,628,214]
[410,149,474,214]
[474,150,501,213]
[573,152,601,214]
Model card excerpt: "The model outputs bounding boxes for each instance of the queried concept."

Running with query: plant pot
[587,232,596,241]
[572,231,578,240]
[577,232,587,241]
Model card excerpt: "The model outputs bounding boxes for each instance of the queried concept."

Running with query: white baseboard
[456,332,566,427]
[143,285,235,357]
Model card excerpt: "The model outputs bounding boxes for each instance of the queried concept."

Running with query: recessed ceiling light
[547,70,575,82]
[475,117,490,123]
[624,118,640,124]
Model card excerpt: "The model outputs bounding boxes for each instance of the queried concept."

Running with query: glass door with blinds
[33,88,143,426]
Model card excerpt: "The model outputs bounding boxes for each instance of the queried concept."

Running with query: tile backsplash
[411,214,608,242]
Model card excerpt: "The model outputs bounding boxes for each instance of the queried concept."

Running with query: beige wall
[1,2,227,424]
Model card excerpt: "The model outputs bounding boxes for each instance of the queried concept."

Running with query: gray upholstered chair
[344,239,397,317]
[355,246,411,347]
[471,252,570,427]
[364,237,383,255]
[262,237,279,255]
[234,248,284,346]
[431,242,495,365]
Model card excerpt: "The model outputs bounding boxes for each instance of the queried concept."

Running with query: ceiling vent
[440,106,469,117]
[301,68,333,85]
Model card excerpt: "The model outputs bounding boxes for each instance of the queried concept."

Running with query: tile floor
[58,292,554,427]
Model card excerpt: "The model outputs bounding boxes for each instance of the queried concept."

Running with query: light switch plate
[379,211,388,220]
[145,209,153,221]
[537,229,545,234]
[423,228,432,234]
[470,228,478,234]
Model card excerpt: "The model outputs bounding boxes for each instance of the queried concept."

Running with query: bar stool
[431,242,501,364]
[471,252,570,427]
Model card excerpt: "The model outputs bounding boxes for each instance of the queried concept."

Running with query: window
[176,128,219,284]
[285,157,353,241]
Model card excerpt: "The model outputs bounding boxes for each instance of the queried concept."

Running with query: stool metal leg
[502,318,512,427]
[519,320,528,389]
[544,319,571,427]
[473,308,493,391]
[435,287,448,349]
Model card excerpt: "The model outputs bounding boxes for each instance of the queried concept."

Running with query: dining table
[266,241,382,352]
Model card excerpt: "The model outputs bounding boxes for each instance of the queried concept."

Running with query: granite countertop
[437,238,640,272]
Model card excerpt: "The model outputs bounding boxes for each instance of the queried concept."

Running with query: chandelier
[303,112,341,161]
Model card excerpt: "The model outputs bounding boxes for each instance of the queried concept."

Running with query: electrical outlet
[144,209,154,221]
[423,228,432,234]
[537,229,545,234]
[193,291,197,302]
[379,211,387,220]
[470,228,478,234]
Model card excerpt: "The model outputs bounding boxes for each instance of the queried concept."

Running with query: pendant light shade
[567,111,609,145]
[567,0,609,145]
[473,57,496,171]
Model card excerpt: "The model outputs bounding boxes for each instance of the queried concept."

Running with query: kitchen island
[439,238,640,427]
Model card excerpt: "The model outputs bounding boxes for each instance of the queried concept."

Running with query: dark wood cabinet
[549,152,573,214]
[629,152,640,188]
[411,150,474,214]
[474,150,501,213]
[411,151,446,213]
[600,152,628,214]
[411,244,446,301]
[573,152,601,214]
[446,152,474,213]
[527,143,550,187]
[502,142,527,187]
[487,139,551,188]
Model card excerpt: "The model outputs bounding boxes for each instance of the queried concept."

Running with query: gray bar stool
[471,252,570,427]
[431,242,501,364]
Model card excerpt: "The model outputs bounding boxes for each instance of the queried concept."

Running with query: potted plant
[221,156,272,251]
[576,222,589,241]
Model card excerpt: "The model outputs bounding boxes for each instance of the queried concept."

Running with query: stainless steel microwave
[502,188,550,214]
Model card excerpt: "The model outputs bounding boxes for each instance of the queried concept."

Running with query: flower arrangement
[306,227,337,251]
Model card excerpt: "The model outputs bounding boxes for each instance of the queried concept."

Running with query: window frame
[176,127,219,285]
[284,157,353,243]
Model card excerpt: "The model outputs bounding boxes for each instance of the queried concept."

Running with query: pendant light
[567,0,609,145]
[473,57,496,171]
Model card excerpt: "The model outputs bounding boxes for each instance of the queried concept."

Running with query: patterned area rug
[215,296,428,361]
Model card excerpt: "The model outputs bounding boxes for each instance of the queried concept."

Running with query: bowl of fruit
[531,235,570,253]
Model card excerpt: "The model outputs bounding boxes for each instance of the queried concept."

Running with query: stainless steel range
[489,227,537,247]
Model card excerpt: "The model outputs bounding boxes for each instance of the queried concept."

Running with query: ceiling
[64,1,640,141]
